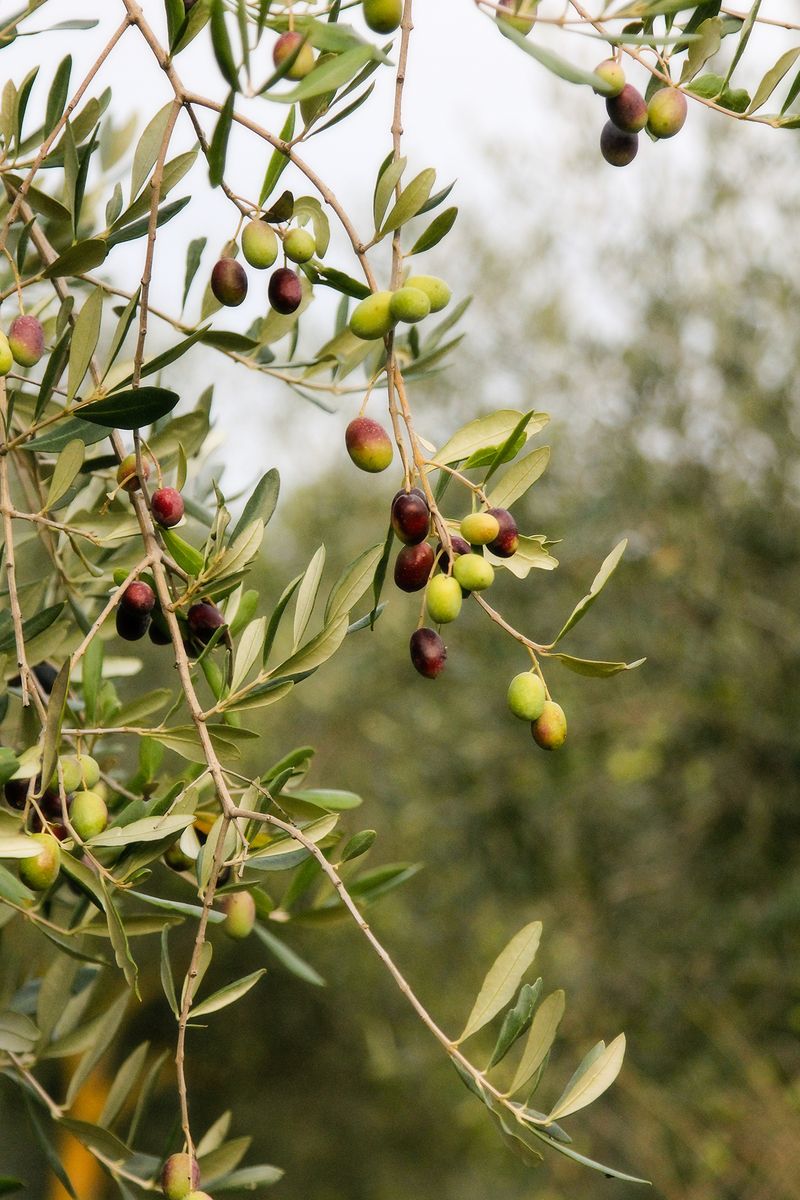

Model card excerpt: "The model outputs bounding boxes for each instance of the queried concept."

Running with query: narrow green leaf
[508,989,565,1094]
[258,107,295,207]
[373,154,406,230]
[100,1040,150,1128]
[487,981,540,1069]
[183,237,207,310]
[130,101,173,200]
[553,540,628,644]
[325,542,383,623]
[210,0,239,90]
[747,46,800,113]
[253,923,325,986]
[547,1033,626,1122]
[230,467,280,543]
[410,206,457,255]
[43,238,107,279]
[486,446,550,510]
[101,880,139,995]
[66,991,129,1107]
[76,386,179,430]
[209,90,234,186]
[548,653,646,678]
[269,45,378,103]
[43,438,85,511]
[293,545,326,650]
[498,21,616,92]
[161,527,205,576]
[38,659,70,797]
[191,968,266,1018]
[44,54,72,137]
[67,288,103,401]
[381,167,436,235]
[460,921,543,1042]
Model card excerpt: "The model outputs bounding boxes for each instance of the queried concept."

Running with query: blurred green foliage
[3,132,800,1199]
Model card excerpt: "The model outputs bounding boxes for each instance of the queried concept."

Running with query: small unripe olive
[241,220,279,269]
[606,84,647,133]
[453,553,494,592]
[211,258,248,307]
[404,275,450,313]
[349,291,395,340]
[8,315,45,367]
[394,542,434,592]
[600,122,638,168]
[268,267,303,315]
[409,628,446,678]
[389,287,431,324]
[363,0,402,34]
[531,700,567,750]
[345,417,393,473]
[647,87,688,139]
[593,59,625,97]
[70,790,108,840]
[283,228,316,263]
[59,753,100,793]
[160,1152,201,1200]
[426,575,462,624]
[507,672,546,721]
[116,452,151,493]
[18,833,61,891]
[460,512,501,546]
[0,331,13,375]
[273,31,315,79]
[151,487,185,529]
[186,1193,214,1200]
[496,0,537,35]
[486,507,519,558]
[222,891,256,939]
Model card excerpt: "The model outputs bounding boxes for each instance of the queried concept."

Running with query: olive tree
[0,0,794,1195]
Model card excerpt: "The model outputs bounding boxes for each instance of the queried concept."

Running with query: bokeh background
[1,2,799,1198]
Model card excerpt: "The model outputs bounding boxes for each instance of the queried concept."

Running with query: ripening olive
[647,87,688,139]
[593,58,625,97]
[531,700,567,750]
[8,315,45,367]
[273,31,315,80]
[606,84,647,133]
[160,1153,201,1200]
[18,833,61,891]
[345,417,393,473]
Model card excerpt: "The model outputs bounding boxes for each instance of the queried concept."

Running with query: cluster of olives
[210,215,317,317]
[4,753,108,886]
[160,1152,210,1200]
[507,671,567,751]
[114,455,224,650]
[371,486,517,681]
[0,313,46,375]
[595,60,688,167]
[349,275,450,341]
